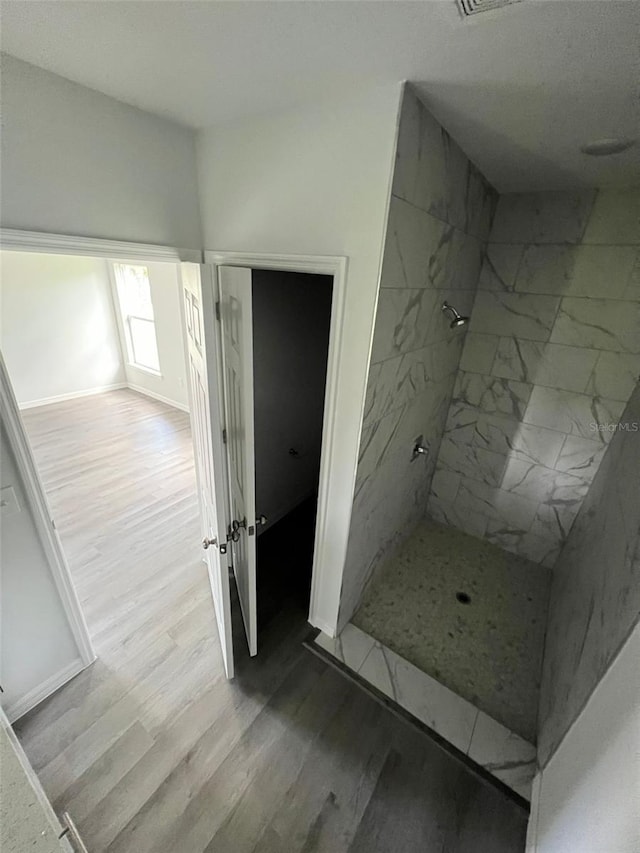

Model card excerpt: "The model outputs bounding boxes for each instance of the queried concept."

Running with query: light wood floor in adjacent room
[14,389,527,852]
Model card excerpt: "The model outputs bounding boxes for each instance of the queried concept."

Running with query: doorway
[250,270,333,634]
[208,251,349,660]
[0,249,223,722]
[214,264,336,659]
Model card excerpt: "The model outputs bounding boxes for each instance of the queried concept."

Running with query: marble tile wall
[338,84,497,627]
[428,189,640,566]
[537,383,640,766]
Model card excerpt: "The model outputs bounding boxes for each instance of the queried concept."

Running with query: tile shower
[322,84,640,800]
[429,190,639,566]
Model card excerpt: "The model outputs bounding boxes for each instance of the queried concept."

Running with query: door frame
[0,227,203,715]
[205,250,348,637]
[0,351,95,718]
[0,228,202,264]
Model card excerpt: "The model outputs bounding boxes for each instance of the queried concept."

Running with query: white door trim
[0,353,96,668]
[0,227,202,263]
[205,250,348,637]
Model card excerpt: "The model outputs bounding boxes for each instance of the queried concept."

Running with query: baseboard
[19,383,127,410]
[18,382,189,413]
[126,383,189,413]
[4,657,88,723]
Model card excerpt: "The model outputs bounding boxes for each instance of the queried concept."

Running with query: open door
[218,266,258,657]
[180,263,234,678]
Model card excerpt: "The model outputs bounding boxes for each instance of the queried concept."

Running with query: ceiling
[1,0,639,192]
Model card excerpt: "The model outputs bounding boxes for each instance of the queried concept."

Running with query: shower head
[442,301,469,329]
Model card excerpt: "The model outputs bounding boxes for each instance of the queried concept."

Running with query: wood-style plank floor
[14,389,527,852]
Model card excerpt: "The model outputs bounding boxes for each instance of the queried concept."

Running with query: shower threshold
[315,516,552,800]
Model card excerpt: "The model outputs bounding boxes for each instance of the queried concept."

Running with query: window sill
[128,363,162,378]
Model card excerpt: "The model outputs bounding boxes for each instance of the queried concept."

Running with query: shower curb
[303,628,530,814]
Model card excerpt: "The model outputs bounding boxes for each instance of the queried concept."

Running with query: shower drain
[456,591,471,605]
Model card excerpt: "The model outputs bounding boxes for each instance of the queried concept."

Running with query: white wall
[1,252,189,411]
[0,423,83,719]
[112,261,189,410]
[197,83,402,631]
[527,620,640,853]
[0,251,125,407]
[0,54,202,249]
[252,270,332,530]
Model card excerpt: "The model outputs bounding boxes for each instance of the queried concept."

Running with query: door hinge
[222,428,227,444]
[215,301,221,321]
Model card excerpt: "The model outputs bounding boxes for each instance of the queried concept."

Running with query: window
[113,263,160,373]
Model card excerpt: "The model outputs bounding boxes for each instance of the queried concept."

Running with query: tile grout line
[355,639,376,676]
[466,709,481,757]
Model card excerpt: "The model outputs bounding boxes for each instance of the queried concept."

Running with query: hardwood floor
[14,389,527,852]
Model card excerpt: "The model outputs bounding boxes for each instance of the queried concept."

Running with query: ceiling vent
[456,0,522,17]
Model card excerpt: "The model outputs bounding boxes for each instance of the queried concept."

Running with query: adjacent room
[0,250,225,743]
